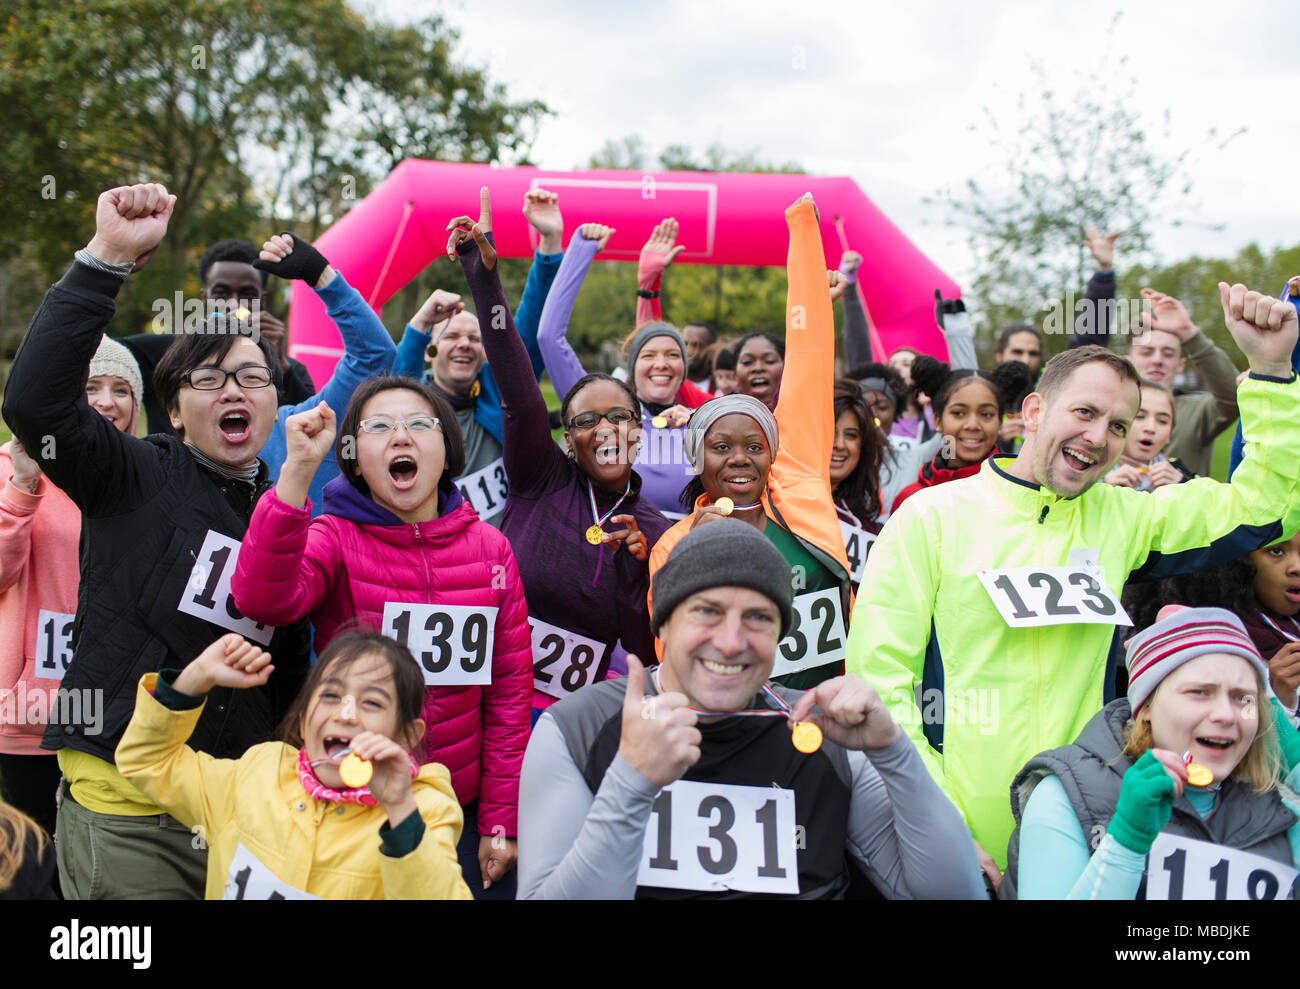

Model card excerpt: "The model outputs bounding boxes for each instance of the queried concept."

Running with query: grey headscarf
[682,394,780,468]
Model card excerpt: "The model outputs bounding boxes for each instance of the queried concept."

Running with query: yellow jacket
[649,199,851,646]
[117,675,471,900]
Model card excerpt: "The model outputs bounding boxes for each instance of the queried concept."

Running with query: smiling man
[848,284,1300,890]
[517,520,984,899]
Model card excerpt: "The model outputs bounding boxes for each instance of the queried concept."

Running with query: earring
[566,446,575,459]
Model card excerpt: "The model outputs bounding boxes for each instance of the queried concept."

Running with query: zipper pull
[1038,505,1049,525]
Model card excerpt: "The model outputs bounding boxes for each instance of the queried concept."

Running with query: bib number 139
[637,780,798,895]
[977,565,1131,629]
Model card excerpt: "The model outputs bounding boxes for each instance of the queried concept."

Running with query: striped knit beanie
[1125,605,1269,715]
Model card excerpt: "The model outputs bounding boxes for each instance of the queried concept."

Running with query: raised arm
[449,189,558,494]
[840,250,873,370]
[635,219,685,326]
[536,227,606,401]
[2,184,173,515]
[512,188,565,378]
[774,196,837,488]
[1230,278,1300,477]
[1068,226,1120,350]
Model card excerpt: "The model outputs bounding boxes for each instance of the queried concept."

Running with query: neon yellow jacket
[847,374,1300,870]
[117,675,472,900]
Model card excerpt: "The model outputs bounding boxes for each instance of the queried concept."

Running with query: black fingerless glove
[253,232,329,284]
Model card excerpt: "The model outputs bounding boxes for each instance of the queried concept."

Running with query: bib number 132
[977,565,1131,629]
[637,780,798,895]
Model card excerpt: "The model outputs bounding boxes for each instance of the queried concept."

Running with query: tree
[930,20,1242,350]
[0,0,547,339]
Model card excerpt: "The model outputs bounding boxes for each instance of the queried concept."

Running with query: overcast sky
[366,0,1298,288]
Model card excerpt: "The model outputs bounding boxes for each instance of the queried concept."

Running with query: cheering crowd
[1,179,1299,901]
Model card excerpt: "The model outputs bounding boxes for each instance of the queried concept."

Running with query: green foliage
[0,0,547,341]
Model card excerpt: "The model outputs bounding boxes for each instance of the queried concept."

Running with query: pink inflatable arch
[287,160,960,385]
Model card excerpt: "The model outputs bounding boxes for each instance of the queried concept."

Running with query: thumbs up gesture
[618,655,701,787]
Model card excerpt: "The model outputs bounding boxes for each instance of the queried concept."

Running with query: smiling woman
[449,189,673,719]
[648,196,853,693]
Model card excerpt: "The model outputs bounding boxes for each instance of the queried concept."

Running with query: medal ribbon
[1258,611,1300,642]
[587,479,632,587]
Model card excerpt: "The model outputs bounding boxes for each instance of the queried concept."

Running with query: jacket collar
[321,473,467,534]
[984,456,1078,521]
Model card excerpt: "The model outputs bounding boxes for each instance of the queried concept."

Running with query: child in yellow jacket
[117,630,471,900]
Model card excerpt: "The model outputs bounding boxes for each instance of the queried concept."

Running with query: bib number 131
[977,565,1131,629]
[637,780,798,895]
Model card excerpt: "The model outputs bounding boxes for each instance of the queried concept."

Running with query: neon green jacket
[847,374,1300,871]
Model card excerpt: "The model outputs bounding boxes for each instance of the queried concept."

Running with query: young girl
[1120,533,1300,719]
[230,377,532,897]
[116,631,471,899]
[830,379,885,590]
[891,360,1027,513]
[1004,605,1300,899]
[1105,380,1195,490]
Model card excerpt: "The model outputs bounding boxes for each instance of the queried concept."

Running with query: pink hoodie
[0,444,83,755]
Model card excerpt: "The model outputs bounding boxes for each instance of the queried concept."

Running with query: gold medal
[1186,762,1213,787]
[233,306,252,322]
[715,497,734,516]
[651,415,668,429]
[791,721,822,754]
[585,524,605,545]
[339,752,372,788]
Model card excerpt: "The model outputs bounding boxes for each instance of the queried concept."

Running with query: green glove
[1270,697,1300,776]
[1108,750,1177,854]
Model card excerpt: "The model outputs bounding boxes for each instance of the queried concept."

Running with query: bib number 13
[977,565,1131,629]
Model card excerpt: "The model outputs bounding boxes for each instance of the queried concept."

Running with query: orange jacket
[648,200,852,653]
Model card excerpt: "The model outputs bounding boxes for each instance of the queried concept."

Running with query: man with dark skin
[683,322,717,388]
[122,240,316,435]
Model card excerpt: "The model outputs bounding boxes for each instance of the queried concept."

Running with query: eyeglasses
[358,414,441,434]
[565,407,638,430]
[185,365,274,390]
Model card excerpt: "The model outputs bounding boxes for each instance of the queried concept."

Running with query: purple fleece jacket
[456,235,671,709]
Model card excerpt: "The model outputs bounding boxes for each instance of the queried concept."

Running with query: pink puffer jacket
[231,476,532,836]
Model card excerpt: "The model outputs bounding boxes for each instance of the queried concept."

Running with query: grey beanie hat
[88,336,144,409]
[627,321,686,374]
[682,394,780,468]
[651,519,794,637]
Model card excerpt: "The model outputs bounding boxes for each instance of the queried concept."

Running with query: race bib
[382,602,496,686]
[638,779,799,895]
[1146,833,1297,900]
[35,609,75,683]
[457,457,508,520]
[177,531,274,645]
[223,843,321,900]
[839,520,876,585]
[771,588,846,678]
[977,563,1130,629]
[529,618,607,699]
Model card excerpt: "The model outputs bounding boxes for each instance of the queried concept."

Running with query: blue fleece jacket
[258,271,397,515]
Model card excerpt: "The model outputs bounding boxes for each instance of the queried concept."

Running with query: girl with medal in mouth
[648,194,853,692]
[446,189,672,720]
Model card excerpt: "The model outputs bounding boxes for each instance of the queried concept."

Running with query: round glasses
[566,407,637,430]
[358,414,441,434]
[185,365,274,390]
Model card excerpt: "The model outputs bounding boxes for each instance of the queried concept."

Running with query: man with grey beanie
[516,519,984,899]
